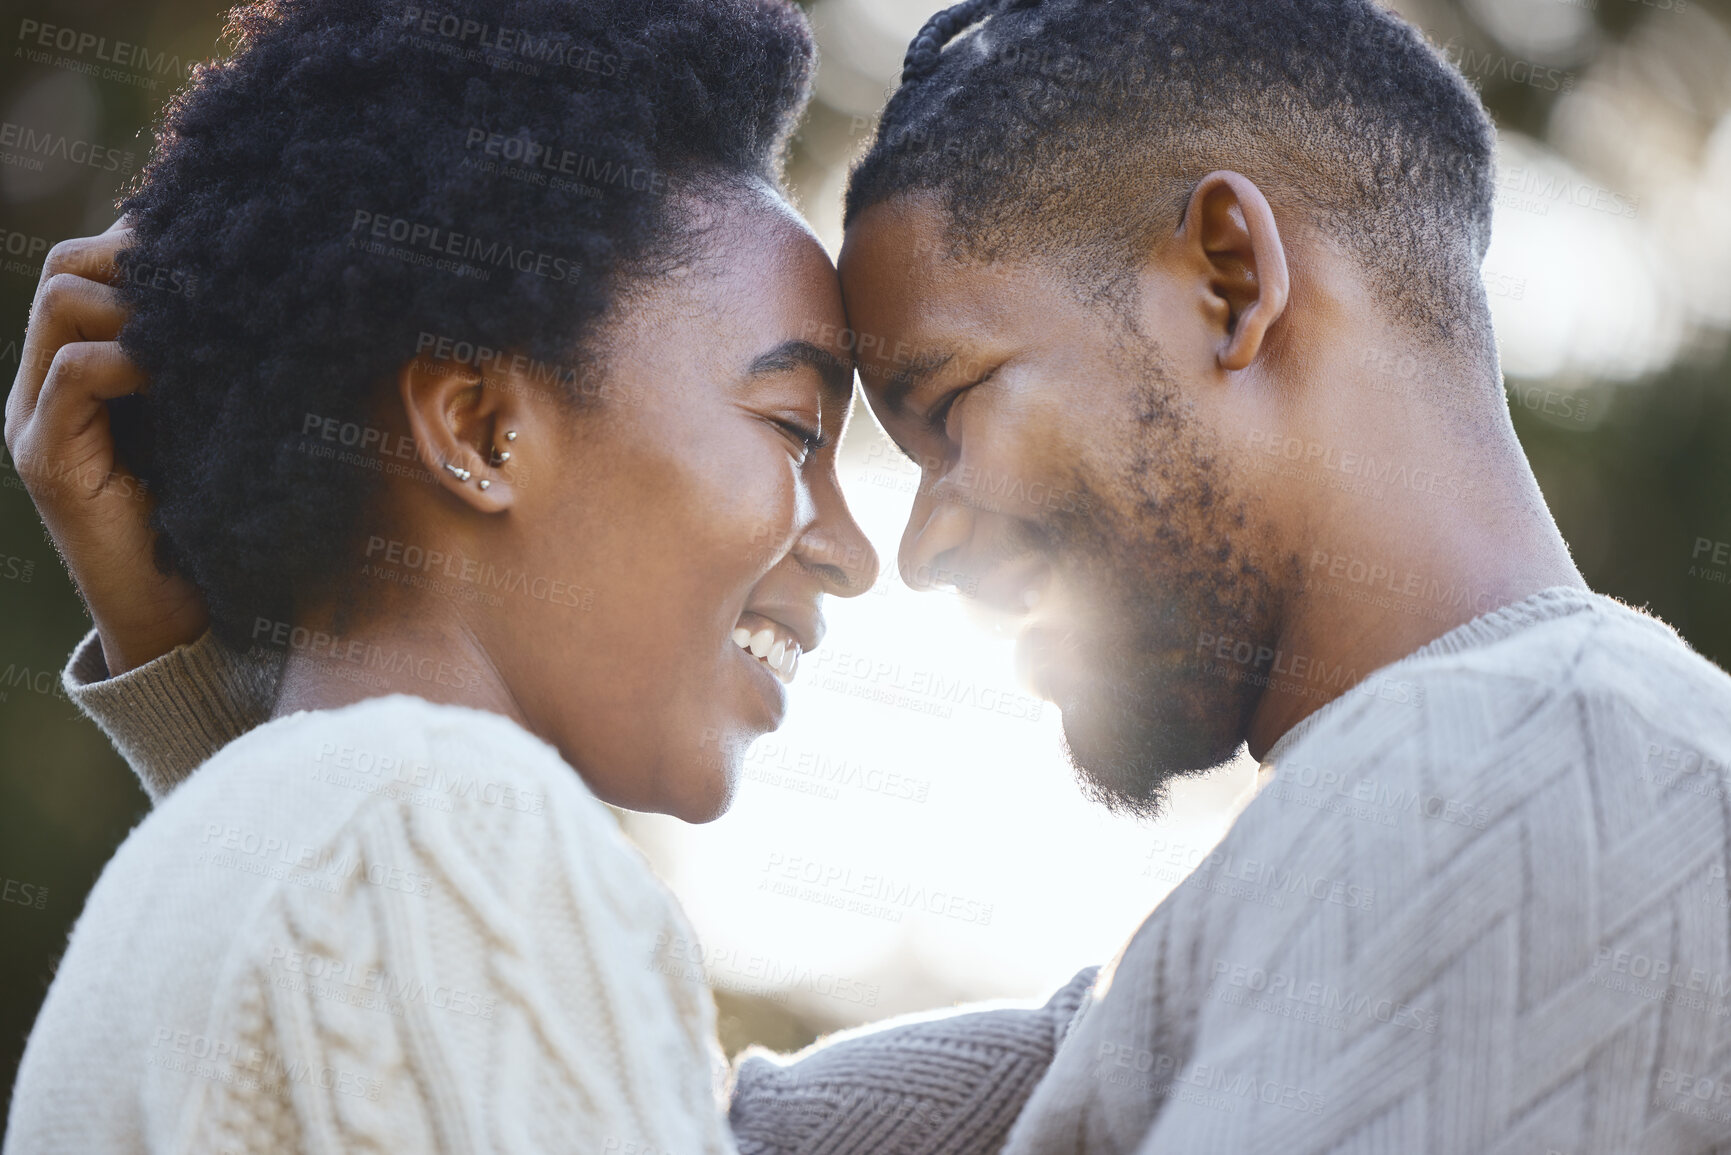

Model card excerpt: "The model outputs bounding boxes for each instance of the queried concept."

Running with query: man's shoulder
[1088,592,1731,1154]
[1561,591,1731,723]
[1431,587,1731,708]
[1279,589,1730,784]
[1159,593,1731,1149]
[1243,589,1731,892]
[1405,588,1731,789]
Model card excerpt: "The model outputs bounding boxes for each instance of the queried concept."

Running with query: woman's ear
[398,356,524,512]
[1177,170,1291,372]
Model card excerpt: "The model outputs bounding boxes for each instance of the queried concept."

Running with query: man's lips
[1012,573,1091,702]
[954,552,1055,621]
[1016,622,1068,700]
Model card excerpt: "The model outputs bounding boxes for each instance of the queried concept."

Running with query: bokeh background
[3,0,1731,1121]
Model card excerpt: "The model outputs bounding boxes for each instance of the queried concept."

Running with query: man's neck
[1242,379,1586,760]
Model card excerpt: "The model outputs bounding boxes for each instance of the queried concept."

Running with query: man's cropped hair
[847,0,1499,351]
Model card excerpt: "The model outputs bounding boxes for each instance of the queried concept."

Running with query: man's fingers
[9,275,129,431]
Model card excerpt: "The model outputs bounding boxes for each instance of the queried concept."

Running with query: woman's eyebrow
[747,340,854,404]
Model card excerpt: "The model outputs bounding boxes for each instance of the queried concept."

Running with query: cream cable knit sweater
[6,696,740,1154]
[12,643,1096,1155]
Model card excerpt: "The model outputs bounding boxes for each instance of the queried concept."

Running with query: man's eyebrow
[875,352,952,417]
[747,340,854,405]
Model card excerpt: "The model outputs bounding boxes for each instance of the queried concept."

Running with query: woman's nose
[796,483,880,597]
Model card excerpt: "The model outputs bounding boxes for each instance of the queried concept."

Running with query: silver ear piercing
[450,434,514,485]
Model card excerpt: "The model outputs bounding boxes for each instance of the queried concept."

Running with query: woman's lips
[729,637,789,733]
[732,610,802,684]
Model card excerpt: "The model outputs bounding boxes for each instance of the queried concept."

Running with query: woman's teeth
[732,625,800,685]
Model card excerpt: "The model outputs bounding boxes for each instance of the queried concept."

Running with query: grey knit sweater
[1001,588,1731,1154]
[57,586,1731,1153]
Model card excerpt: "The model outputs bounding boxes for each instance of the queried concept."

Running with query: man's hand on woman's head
[3,218,209,675]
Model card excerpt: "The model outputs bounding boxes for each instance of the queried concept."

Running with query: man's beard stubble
[1033,341,1291,820]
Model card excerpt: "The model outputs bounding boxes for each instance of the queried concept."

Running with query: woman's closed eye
[770,415,828,464]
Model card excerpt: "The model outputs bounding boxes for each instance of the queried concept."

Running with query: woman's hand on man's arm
[3,219,210,675]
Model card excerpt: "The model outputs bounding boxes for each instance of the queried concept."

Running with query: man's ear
[398,356,525,511]
[1177,171,1290,372]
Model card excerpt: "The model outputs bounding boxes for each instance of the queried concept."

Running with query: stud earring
[505,430,517,441]
[443,462,471,482]
[489,447,511,466]
[478,479,491,491]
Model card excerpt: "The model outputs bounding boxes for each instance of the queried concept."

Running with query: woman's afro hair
[117,0,814,645]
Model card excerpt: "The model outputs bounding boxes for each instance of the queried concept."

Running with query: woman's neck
[268,606,527,727]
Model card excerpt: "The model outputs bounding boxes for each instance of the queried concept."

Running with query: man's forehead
[839,194,983,315]
[843,199,1063,338]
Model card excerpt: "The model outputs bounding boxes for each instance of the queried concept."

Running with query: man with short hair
[828,0,1731,1150]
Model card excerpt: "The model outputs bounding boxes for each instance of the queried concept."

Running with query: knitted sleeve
[177,746,737,1154]
[61,628,278,801]
[729,966,1098,1155]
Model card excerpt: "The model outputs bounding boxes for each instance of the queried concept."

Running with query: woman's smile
[732,609,807,686]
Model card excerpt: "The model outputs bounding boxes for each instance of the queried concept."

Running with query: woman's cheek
[712,453,804,575]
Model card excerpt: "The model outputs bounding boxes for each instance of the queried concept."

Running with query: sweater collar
[1256,585,1671,774]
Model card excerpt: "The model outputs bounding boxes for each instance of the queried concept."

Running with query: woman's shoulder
[145,693,654,896]
[75,693,677,966]
[190,699,724,1149]
[159,694,601,826]
[44,694,723,1152]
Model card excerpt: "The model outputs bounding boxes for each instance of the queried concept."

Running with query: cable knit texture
[5,696,737,1154]
[50,634,1092,1155]
[1002,587,1731,1154]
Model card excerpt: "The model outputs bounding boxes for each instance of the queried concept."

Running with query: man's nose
[899,496,974,593]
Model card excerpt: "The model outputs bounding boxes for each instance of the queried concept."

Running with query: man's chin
[1055,690,1248,821]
